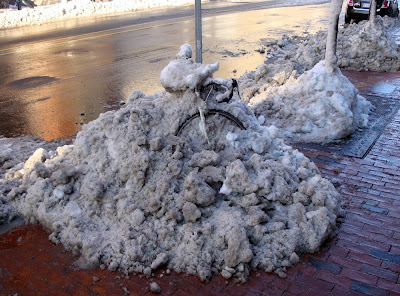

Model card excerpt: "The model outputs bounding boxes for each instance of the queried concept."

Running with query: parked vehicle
[345,0,399,23]
[8,0,35,10]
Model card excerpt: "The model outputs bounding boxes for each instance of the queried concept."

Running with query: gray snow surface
[0,45,341,282]
[259,16,400,73]
[0,136,70,227]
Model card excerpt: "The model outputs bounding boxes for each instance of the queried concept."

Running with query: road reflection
[0,3,330,141]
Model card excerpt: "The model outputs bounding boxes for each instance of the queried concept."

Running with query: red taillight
[382,0,389,8]
[348,0,353,4]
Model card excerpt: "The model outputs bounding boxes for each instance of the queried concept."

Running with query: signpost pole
[195,0,202,63]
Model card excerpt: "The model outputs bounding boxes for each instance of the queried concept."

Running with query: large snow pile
[262,16,400,72]
[245,61,371,143]
[0,0,193,29]
[237,17,392,143]
[1,45,341,282]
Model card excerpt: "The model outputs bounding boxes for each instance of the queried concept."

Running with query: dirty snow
[261,16,400,72]
[0,136,70,226]
[1,45,341,282]
[237,16,400,143]
[239,54,372,143]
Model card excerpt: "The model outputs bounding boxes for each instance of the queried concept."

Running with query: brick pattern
[1,72,400,295]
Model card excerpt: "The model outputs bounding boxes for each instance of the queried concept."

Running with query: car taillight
[348,0,353,4]
[382,0,389,8]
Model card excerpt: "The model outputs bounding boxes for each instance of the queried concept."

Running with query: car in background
[345,0,399,23]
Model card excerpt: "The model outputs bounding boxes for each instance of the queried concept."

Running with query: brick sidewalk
[1,71,400,295]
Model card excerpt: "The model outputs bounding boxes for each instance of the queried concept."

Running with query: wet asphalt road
[0,1,331,141]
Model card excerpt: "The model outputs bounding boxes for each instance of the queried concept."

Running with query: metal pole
[195,0,202,63]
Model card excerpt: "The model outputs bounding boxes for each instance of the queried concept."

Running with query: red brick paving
[1,71,400,295]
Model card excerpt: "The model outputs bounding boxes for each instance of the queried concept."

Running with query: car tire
[387,4,399,17]
[345,7,353,24]
[388,6,394,16]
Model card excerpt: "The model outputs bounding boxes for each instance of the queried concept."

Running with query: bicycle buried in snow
[175,78,246,152]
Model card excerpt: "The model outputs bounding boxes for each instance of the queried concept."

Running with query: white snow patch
[0,0,195,29]
[160,44,219,92]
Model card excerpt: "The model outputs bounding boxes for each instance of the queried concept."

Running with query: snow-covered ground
[0,0,330,29]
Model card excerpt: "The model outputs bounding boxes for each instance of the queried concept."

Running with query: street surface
[0,1,331,141]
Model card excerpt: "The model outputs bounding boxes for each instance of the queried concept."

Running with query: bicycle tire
[175,109,245,137]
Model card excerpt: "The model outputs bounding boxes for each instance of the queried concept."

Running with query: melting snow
[0,45,341,282]
[238,16,400,143]
[247,61,372,143]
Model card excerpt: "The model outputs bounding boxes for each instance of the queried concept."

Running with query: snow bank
[338,17,400,71]
[0,0,194,29]
[0,0,332,29]
[262,16,400,72]
[249,61,371,143]
[3,45,341,282]
[237,17,398,143]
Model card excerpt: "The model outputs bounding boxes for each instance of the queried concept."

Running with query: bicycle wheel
[176,109,245,153]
